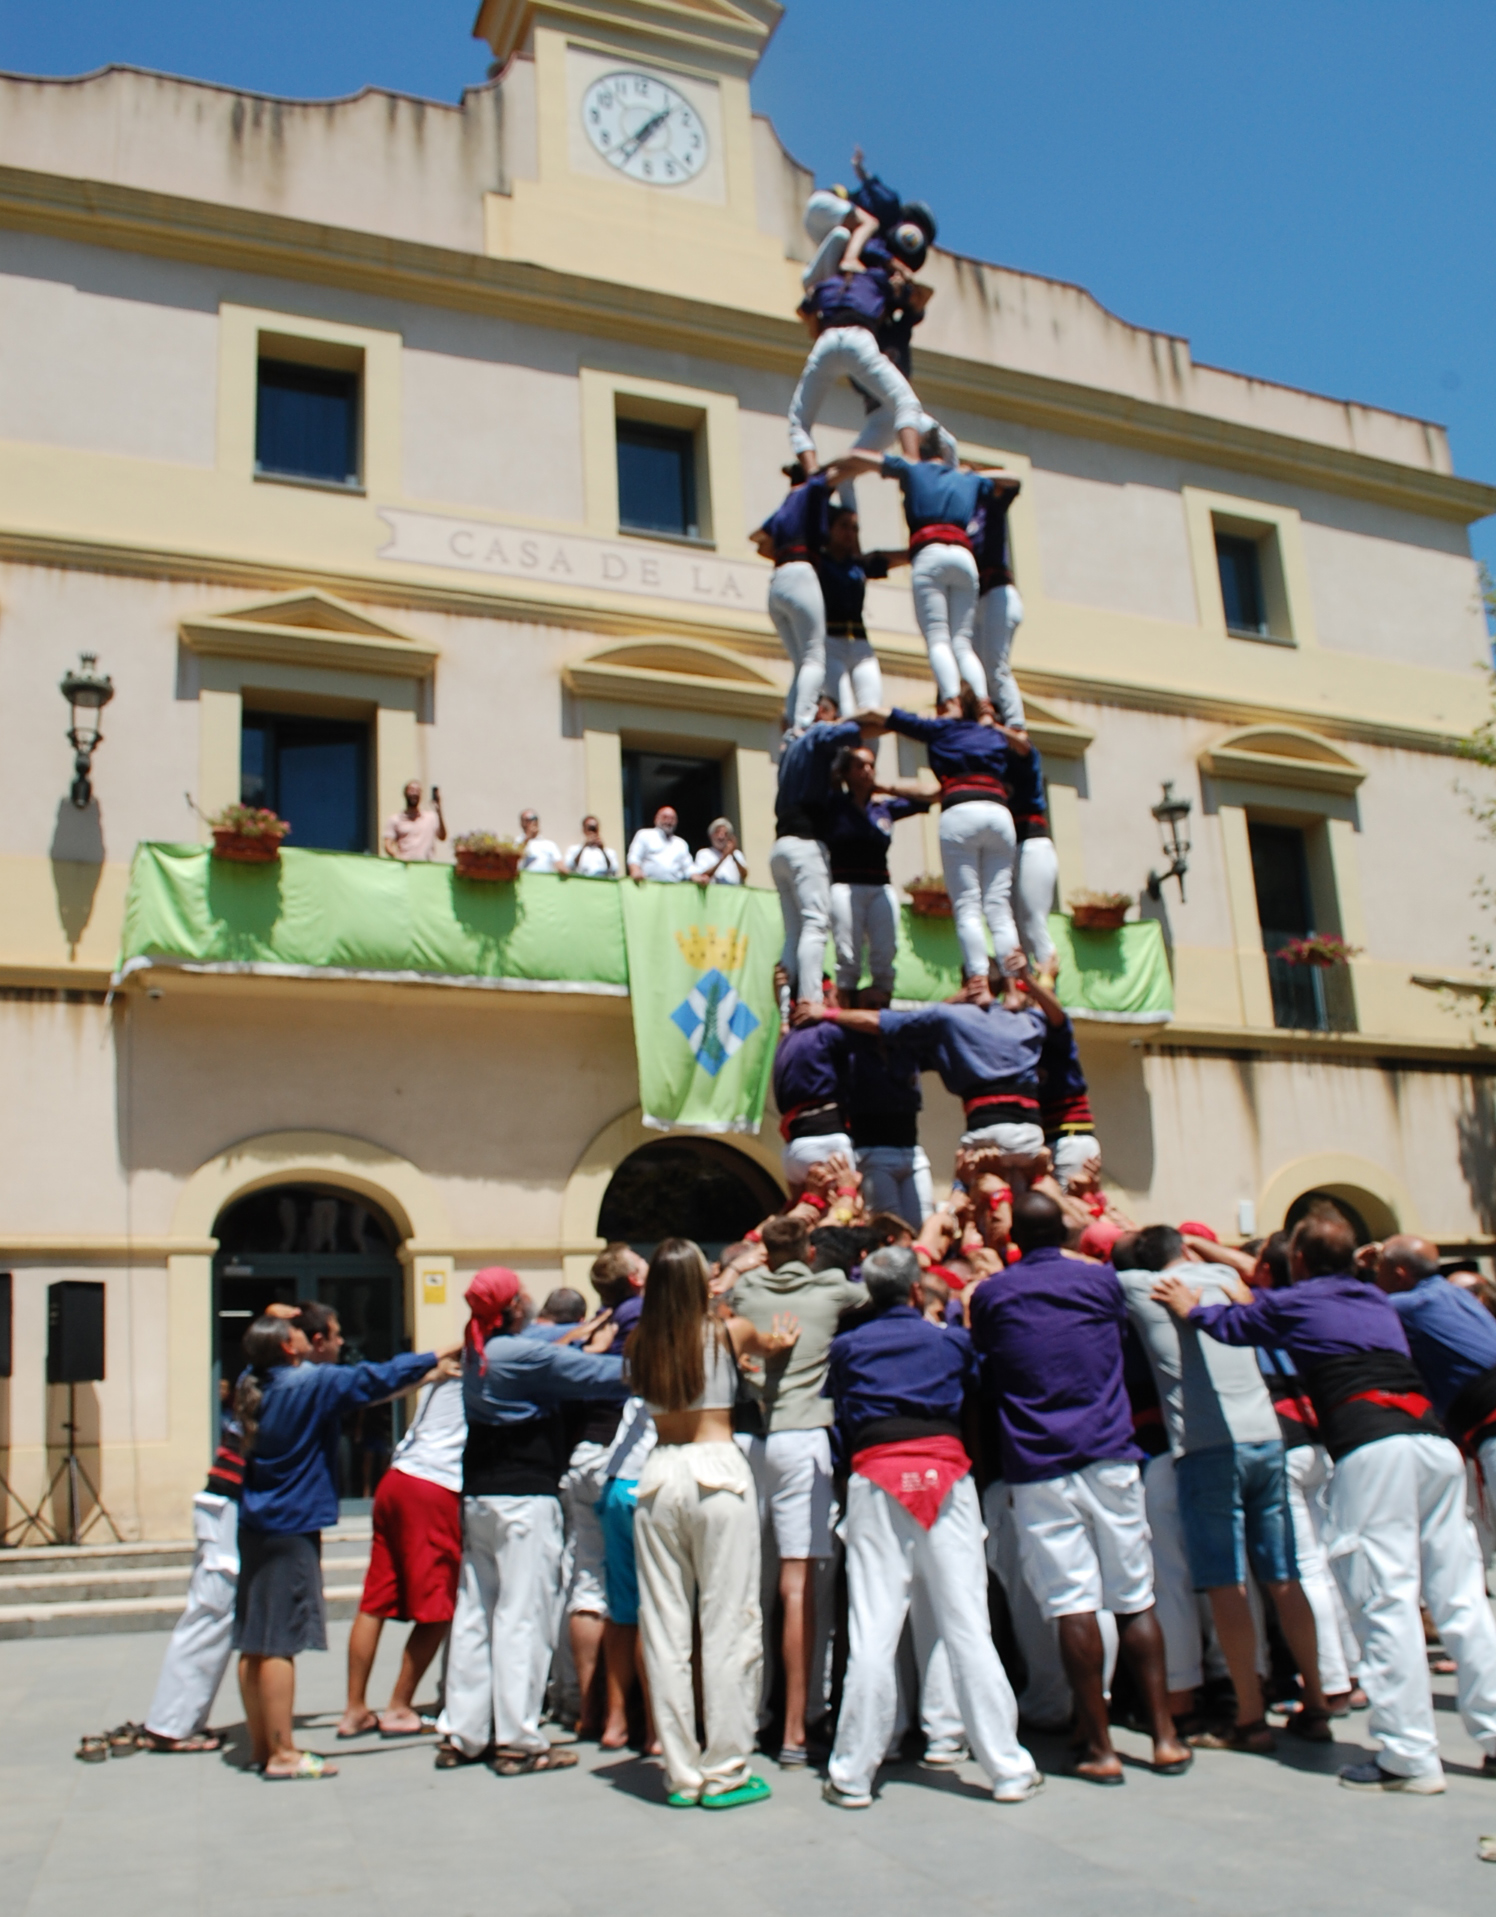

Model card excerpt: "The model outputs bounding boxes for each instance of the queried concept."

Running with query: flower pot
[906,884,953,919]
[1070,903,1129,932]
[211,829,284,864]
[455,848,522,882]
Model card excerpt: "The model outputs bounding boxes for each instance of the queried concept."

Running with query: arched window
[597,1139,781,1259]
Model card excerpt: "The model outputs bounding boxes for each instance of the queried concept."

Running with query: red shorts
[360,1467,462,1623]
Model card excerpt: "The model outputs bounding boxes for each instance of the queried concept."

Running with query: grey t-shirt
[1119,1262,1279,1456]
[731,1260,868,1432]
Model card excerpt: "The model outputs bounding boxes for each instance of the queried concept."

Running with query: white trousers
[830,880,898,995]
[767,561,827,731]
[939,800,1018,978]
[440,1493,563,1758]
[1014,835,1058,968]
[561,1440,611,1619]
[145,1494,238,1741]
[856,1145,933,1228]
[634,1442,762,1799]
[890,1569,968,1757]
[781,1130,855,1186]
[1327,1433,1496,1778]
[825,632,882,715]
[982,1479,1077,1727]
[911,544,985,705]
[1143,1453,1206,1693]
[770,834,831,1005]
[1285,1443,1358,1695]
[975,585,1026,729]
[788,326,923,460]
[830,1473,1033,1797]
[1478,1434,1496,1542]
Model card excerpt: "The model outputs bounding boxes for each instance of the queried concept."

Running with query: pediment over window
[1199,725,1365,795]
[180,591,439,678]
[564,638,782,720]
[1021,697,1093,760]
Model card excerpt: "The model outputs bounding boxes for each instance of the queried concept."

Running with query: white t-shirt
[627,827,693,883]
[563,842,620,877]
[691,845,746,885]
[391,1377,466,1493]
[519,837,562,873]
[1118,1263,1280,1457]
[385,809,441,861]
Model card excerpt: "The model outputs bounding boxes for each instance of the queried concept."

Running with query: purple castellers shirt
[967,1246,1140,1484]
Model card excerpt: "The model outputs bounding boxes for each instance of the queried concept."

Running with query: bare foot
[599,1722,631,1750]
[375,1708,424,1737]
[335,1709,378,1739]
[1151,1737,1191,1771]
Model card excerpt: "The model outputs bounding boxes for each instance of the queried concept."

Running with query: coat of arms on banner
[668,926,759,1077]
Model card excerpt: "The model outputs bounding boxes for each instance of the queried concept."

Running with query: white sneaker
[1338,1761,1445,1794]
[822,1779,873,1810]
[920,1742,971,1770]
[993,1770,1046,1804]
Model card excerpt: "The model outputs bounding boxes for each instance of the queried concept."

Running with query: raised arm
[822,451,887,488]
[722,1311,800,1360]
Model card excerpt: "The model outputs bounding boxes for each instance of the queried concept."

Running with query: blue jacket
[879,1000,1049,1104]
[821,789,918,886]
[1388,1276,1496,1423]
[1008,742,1048,837]
[824,1304,977,1454]
[464,1336,627,1428]
[816,549,892,630]
[775,718,862,838]
[759,475,831,560]
[242,1351,434,1535]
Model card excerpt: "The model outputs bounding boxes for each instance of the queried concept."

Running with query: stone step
[0,1523,371,1582]
[0,1556,372,1610]
[0,1581,368,1641]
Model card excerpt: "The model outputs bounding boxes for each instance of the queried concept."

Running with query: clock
[580,70,709,187]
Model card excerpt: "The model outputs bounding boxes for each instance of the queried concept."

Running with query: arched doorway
[213,1183,407,1507]
[597,1139,781,1260]
[1284,1185,1397,1245]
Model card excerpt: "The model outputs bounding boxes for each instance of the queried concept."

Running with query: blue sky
[4,0,1494,575]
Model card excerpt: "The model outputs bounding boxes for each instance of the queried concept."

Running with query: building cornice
[2,163,1493,527]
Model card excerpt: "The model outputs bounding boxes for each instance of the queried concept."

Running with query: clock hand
[614,107,669,165]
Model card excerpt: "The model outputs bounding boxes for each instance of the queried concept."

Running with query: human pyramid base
[85,154,1496,1814]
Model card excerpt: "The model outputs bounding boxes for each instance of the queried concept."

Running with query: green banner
[889,908,1173,1021]
[618,880,783,1134]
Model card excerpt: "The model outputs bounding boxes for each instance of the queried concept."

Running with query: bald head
[1374,1234,1441,1295]
[1011,1191,1066,1254]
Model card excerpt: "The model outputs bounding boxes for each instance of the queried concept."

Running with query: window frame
[254,354,363,494]
[615,417,701,542]
[1182,488,1317,650]
[578,368,746,554]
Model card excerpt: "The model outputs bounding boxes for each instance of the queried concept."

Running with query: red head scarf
[1179,1220,1219,1243]
[465,1266,521,1372]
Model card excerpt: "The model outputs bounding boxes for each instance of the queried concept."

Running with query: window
[242,711,370,852]
[616,420,699,539]
[256,358,360,488]
[1216,533,1267,638]
[622,749,722,850]
[1248,821,1353,1032]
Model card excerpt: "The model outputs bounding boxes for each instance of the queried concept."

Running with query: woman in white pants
[630,1238,800,1809]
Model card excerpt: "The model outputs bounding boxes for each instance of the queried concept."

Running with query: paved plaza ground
[5,1618,1496,1917]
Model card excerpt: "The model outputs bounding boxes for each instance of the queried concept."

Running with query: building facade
[2,0,1494,1537]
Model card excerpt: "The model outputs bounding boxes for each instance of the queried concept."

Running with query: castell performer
[815,504,908,716]
[970,471,1027,733]
[1009,738,1059,979]
[752,465,833,735]
[769,697,874,1010]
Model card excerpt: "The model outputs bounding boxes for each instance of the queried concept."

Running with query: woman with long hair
[629,1238,799,1809]
[233,1313,457,1780]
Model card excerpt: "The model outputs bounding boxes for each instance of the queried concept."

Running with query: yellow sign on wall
[419,1266,447,1306]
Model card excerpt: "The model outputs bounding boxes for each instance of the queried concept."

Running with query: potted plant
[209,802,290,864]
[1278,933,1362,967]
[1068,889,1134,932]
[454,831,525,882]
[905,872,953,918]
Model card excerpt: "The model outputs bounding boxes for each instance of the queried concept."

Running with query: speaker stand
[0,1473,48,1548]
[40,1385,123,1547]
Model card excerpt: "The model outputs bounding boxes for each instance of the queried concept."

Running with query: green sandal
[700,1774,772,1809]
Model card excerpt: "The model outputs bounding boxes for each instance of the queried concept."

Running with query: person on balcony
[383,781,446,861]
[627,806,694,883]
[518,809,562,873]
[562,815,620,878]
[692,818,748,886]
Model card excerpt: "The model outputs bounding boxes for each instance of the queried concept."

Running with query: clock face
[581,71,709,186]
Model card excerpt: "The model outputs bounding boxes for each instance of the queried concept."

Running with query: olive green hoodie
[731,1259,868,1432]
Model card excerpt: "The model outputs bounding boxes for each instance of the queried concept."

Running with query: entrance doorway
[622,749,723,853]
[597,1138,781,1263]
[213,1183,406,1508]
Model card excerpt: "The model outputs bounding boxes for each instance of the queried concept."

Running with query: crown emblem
[674,925,749,973]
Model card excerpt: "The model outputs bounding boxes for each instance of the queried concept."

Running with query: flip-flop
[1153,1749,1194,1775]
[1073,1761,1125,1787]
[376,1720,429,1740]
[263,1752,337,1781]
[489,1746,579,1777]
[335,1718,380,1740]
[701,1774,772,1809]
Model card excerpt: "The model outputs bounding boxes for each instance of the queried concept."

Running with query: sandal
[141,1730,225,1753]
[434,1739,487,1769]
[106,1721,144,1756]
[263,1752,337,1781]
[76,1735,109,1764]
[1283,1707,1334,1744]
[489,1746,579,1776]
[1190,1718,1276,1754]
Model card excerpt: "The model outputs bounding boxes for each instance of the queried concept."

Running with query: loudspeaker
[0,1273,11,1378]
[47,1281,105,1384]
